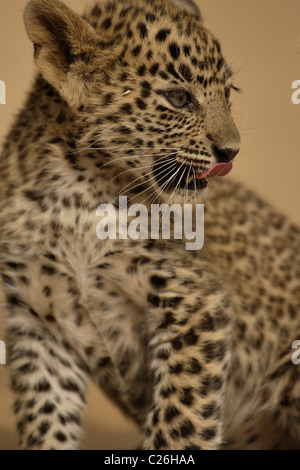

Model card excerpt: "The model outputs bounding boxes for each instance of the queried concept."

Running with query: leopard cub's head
[24,0,240,204]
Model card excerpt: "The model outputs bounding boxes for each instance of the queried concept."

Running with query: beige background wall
[0,0,299,450]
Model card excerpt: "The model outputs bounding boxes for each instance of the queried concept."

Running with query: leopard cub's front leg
[2,255,109,450]
[142,268,232,450]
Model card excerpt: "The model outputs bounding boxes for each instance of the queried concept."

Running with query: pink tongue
[196,162,233,180]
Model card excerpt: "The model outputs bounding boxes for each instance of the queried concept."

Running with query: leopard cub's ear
[24,0,100,107]
[169,0,202,19]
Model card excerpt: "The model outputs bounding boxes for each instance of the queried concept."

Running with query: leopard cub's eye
[165,90,191,108]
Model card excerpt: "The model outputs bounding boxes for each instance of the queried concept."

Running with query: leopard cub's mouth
[153,158,233,192]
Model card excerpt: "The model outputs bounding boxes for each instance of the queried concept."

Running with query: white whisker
[138,161,179,207]
[161,160,187,219]
[92,151,178,172]
[192,167,197,205]
[121,161,178,206]
[116,156,178,196]
[110,156,176,184]
[164,160,187,210]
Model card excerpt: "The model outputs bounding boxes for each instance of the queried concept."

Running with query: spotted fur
[0,0,300,450]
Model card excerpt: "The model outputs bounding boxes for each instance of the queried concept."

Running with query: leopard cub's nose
[213,144,240,163]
